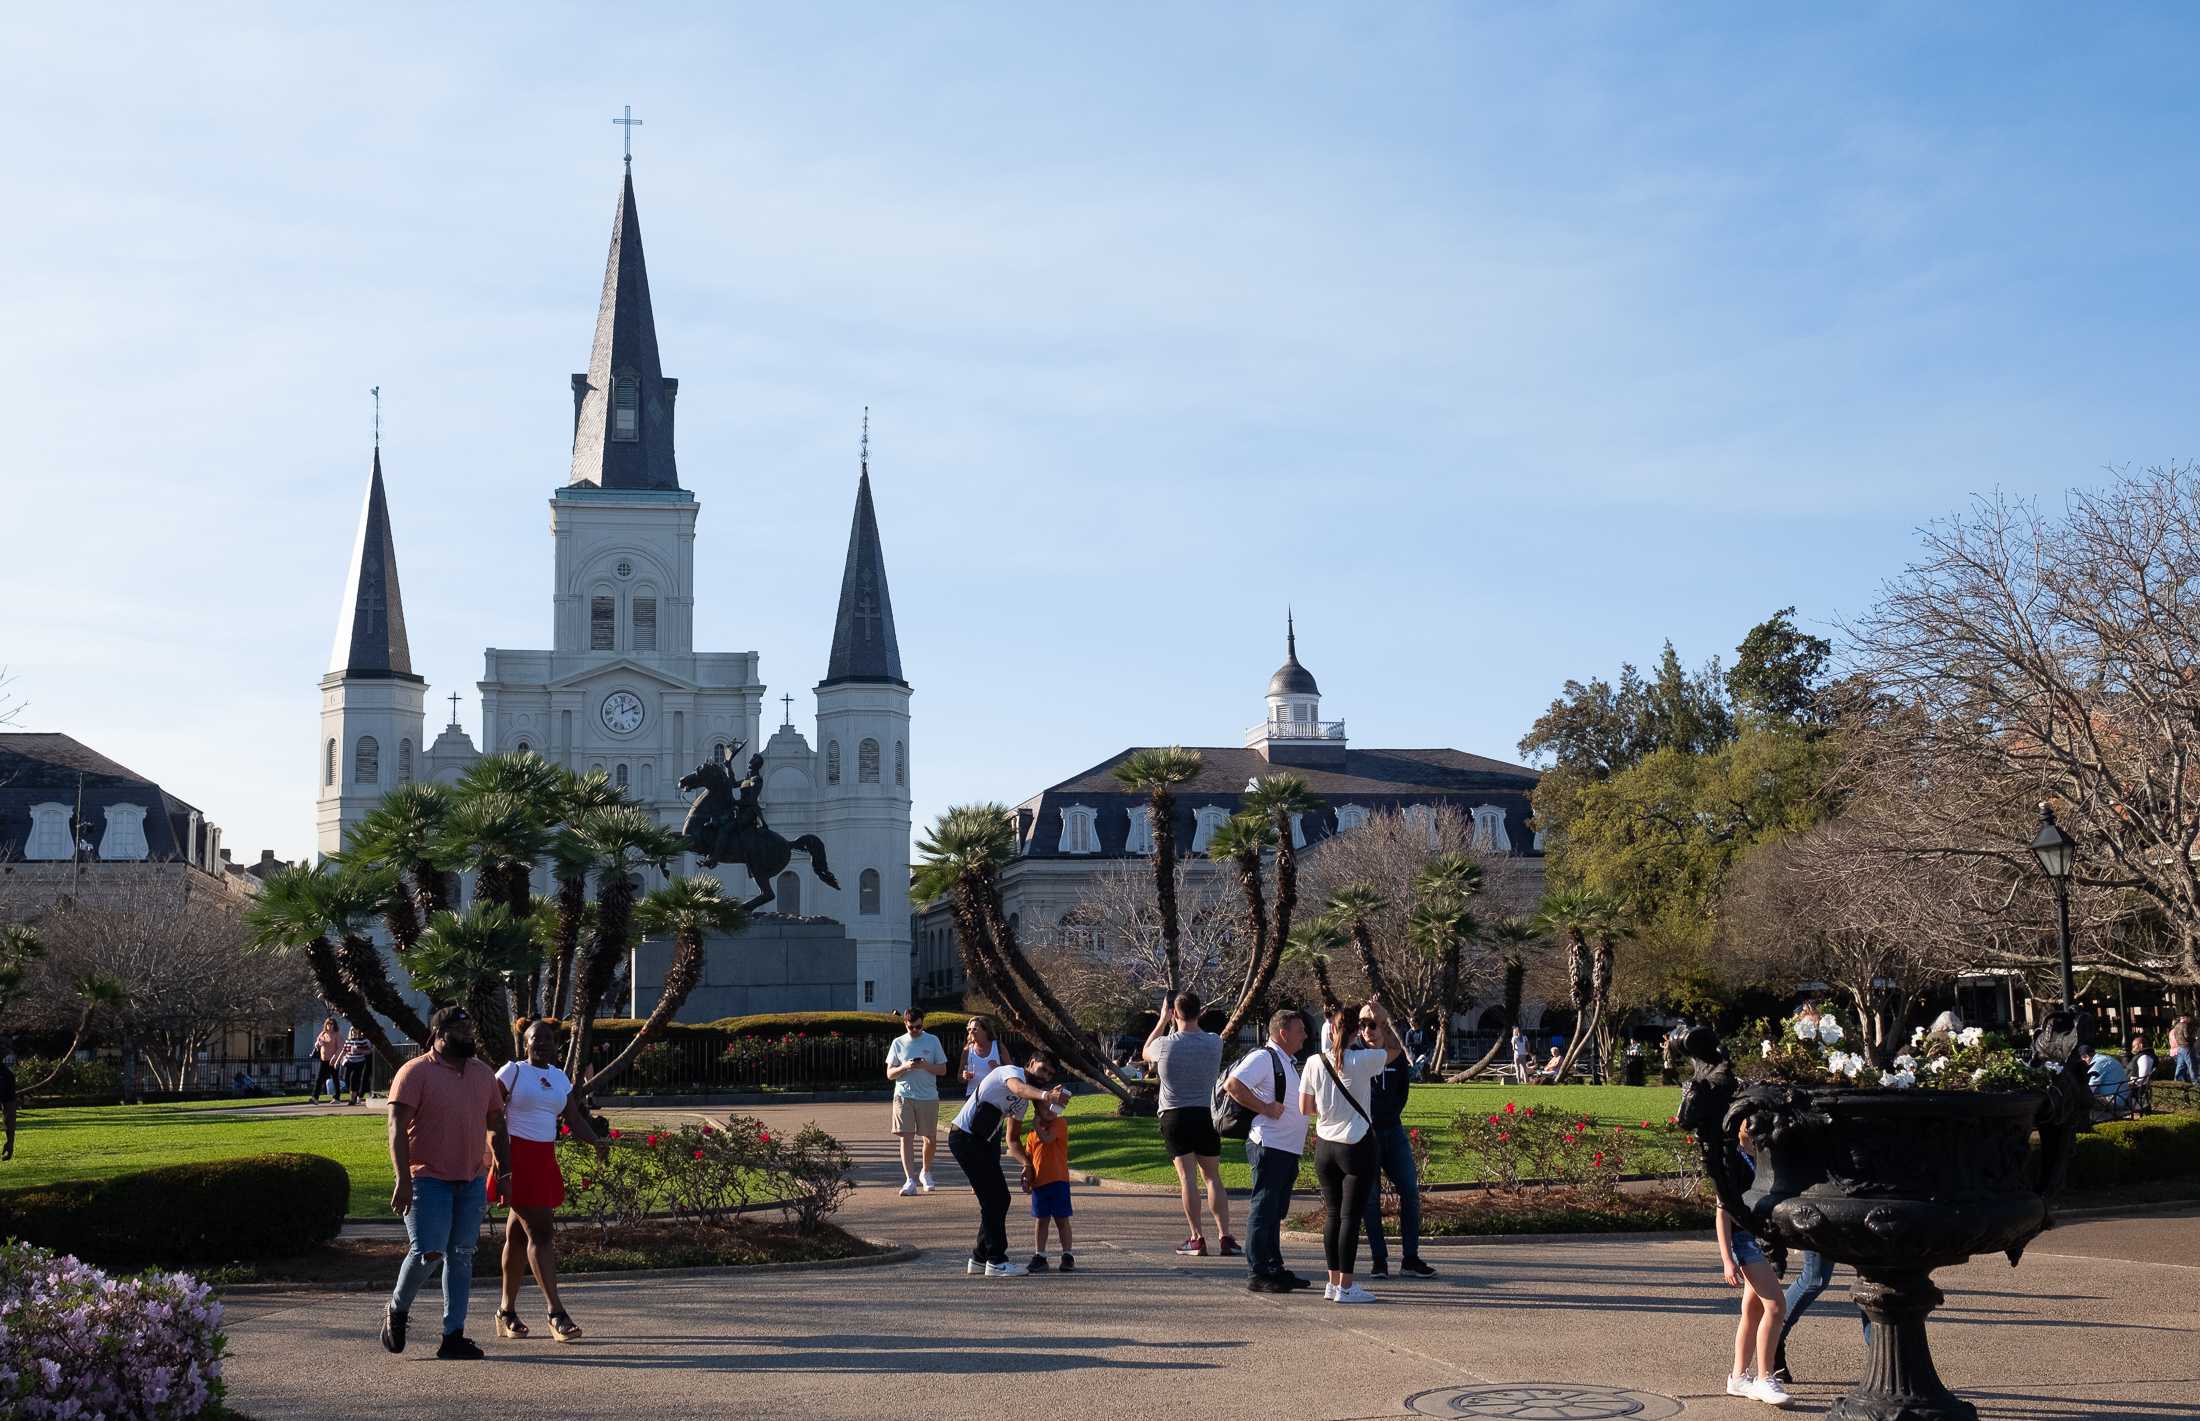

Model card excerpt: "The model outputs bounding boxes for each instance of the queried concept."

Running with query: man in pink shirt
[381,1005,509,1360]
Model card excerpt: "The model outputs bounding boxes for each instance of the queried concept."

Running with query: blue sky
[4,4,2197,859]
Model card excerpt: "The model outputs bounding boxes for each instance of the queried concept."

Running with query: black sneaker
[381,1307,407,1354]
[1059,1252,1075,1272]
[1401,1257,1438,1278]
[1773,1366,1794,1385]
[1029,1253,1050,1272]
[1247,1275,1290,1294]
[1280,1271,1314,1291]
[1368,1264,1391,1279]
[435,1332,484,1360]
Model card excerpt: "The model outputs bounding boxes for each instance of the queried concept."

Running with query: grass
[1061,1081,1687,1189]
[3,1101,398,1215]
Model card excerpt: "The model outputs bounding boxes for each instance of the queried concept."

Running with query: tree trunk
[1347,919,1398,1019]
[338,933,431,1045]
[1431,943,1459,1069]
[1270,813,1300,973]
[1591,937,1616,1085]
[1310,957,1341,1012]
[17,1005,101,1097]
[975,881,1127,1097]
[1450,952,1524,1081]
[1150,789,1183,995]
[469,977,515,1068]
[584,932,703,1091]
[1218,853,1275,1044]
[1558,999,1602,1081]
[381,893,424,956]
[566,872,638,1081]
[547,872,588,1022]
[304,937,404,1069]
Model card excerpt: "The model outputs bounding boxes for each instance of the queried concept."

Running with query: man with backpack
[1220,1009,1312,1294]
[1144,990,1237,1258]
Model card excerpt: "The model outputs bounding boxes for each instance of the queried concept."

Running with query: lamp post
[2029,804,2078,1006]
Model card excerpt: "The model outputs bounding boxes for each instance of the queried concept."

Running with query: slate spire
[330,447,419,680]
[820,427,905,687]
[568,169,681,490]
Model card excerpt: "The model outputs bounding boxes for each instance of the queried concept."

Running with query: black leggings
[344,1058,370,1101]
[948,1127,1010,1265]
[311,1059,341,1100]
[1314,1133,1378,1274]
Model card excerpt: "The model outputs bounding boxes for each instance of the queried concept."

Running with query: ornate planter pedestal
[1839,1272,1967,1421]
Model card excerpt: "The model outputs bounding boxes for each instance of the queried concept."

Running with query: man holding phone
[1142,990,1236,1258]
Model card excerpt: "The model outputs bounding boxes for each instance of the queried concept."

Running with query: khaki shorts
[891,1097,940,1138]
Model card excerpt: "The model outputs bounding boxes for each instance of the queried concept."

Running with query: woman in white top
[961,1017,1002,1094]
[490,1018,609,1343]
[1299,997,1403,1303]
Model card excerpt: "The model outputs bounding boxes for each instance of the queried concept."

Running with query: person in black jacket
[1356,1010,1436,1279]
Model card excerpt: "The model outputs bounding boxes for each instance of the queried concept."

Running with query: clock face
[600,691,645,736]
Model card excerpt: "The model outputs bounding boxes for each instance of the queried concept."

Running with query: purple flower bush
[0,1240,226,1419]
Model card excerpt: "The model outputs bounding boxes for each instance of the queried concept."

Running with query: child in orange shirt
[1023,1098,1074,1272]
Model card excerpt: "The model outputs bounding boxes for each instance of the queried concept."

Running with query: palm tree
[435,790,552,918]
[324,857,432,1046]
[1282,916,1347,1012]
[246,862,403,1066]
[347,782,457,945]
[541,768,626,1019]
[584,876,749,1090]
[409,903,541,1063]
[1325,883,1396,1016]
[564,806,688,1078]
[1534,887,1626,1080]
[915,805,1127,1100]
[1111,746,1203,993]
[0,923,43,1018]
[1242,774,1323,983]
[1209,812,1278,1043]
[1406,897,1479,1071]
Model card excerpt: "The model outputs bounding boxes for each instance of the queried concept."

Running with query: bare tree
[0,666,24,730]
[1842,466,2200,990]
[1048,862,1252,1023]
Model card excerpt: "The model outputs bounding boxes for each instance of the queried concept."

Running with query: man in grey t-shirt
[1142,991,1236,1257]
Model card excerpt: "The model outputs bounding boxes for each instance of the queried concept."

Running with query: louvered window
[633,597,657,651]
[591,596,616,650]
[859,738,881,784]
[398,739,414,784]
[355,736,380,784]
[612,377,640,440]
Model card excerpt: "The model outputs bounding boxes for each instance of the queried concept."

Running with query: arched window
[1471,804,1513,853]
[1191,805,1232,854]
[355,735,380,784]
[1058,804,1100,854]
[324,739,336,787]
[1125,806,1154,855]
[776,871,801,915]
[24,803,72,861]
[611,374,640,441]
[615,763,629,789]
[632,591,658,652]
[858,738,881,784]
[1335,804,1370,833]
[398,739,415,784]
[1404,803,1438,849]
[895,740,906,787]
[713,741,728,761]
[859,868,881,915]
[516,740,531,755]
[98,803,149,861]
[826,741,841,785]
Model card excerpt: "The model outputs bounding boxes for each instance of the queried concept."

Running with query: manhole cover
[1403,1383,1683,1420]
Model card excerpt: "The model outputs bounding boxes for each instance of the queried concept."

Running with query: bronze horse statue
[678,746,838,913]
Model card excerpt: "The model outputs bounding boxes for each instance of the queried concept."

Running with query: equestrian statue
[678,741,839,913]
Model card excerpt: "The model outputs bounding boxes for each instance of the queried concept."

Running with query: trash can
[1622,1053,1647,1087]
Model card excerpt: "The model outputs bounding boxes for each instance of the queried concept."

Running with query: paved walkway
[221,1101,2198,1420]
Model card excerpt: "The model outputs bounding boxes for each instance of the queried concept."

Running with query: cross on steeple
[448,692,461,726]
[372,385,381,449]
[613,104,644,170]
[855,585,881,643]
[781,693,794,727]
[860,405,869,472]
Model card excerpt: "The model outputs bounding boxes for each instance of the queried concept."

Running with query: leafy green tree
[1533,887,1626,1079]
[1111,747,1203,993]
[1281,916,1347,1013]
[585,876,750,1090]
[347,783,456,947]
[246,862,404,1066]
[1728,606,1832,727]
[564,806,689,1080]
[410,904,540,1062]
[1406,853,1483,1069]
[323,857,432,1046]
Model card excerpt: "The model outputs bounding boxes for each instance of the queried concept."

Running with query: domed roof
[1267,615,1319,698]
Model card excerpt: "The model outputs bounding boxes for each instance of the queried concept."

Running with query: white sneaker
[919,1171,937,1192]
[1747,1377,1794,1409]
[966,1258,983,1275]
[899,1179,920,1196]
[1726,1374,1753,1398]
[985,1261,1027,1278]
[1323,1283,1339,1300]
[1332,1283,1376,1304]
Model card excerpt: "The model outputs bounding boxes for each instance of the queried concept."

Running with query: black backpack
[1212,1046,1286,1141]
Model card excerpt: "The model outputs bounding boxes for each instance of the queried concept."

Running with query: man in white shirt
[948,1052,1069,1277]
[1223,1010,1312,1293]
[885,1008,948,1195]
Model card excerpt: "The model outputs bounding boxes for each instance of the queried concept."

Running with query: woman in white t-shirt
[490,1018,609,1344]
[961,1017,1002,1094]
[1298,998,1403,1304]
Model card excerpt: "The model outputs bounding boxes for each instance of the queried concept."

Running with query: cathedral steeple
[820,416,905,687]
[330,447,419,680]
[568,169,681,491]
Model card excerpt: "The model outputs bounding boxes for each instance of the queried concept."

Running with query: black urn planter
[1678,1018,2089,1421]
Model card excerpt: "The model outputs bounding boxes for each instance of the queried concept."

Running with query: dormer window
[1058,804,1100,855]
[1472,804,1513,854]
[611,376,640,441]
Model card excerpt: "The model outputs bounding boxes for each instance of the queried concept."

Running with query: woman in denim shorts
[1715,1126,1793,1408]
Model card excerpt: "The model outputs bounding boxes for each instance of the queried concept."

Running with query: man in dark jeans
[1357,1012,1437,1279]
[1223,1010,1312,1294]
[947,1050,1068,1277]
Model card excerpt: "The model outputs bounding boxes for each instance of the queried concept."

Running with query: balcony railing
[1244,719,1347,747]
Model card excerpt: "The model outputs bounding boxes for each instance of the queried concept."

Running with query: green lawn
[4,1101,399,1216]
[1061,1081,1687,1189]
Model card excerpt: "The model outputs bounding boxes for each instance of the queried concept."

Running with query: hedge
[0,1152,348,1267]
[2063,1114,2200,1192]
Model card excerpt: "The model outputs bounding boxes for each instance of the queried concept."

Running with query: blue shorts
[1030,1180,1072,1219]
[1729,1230,1768,1269]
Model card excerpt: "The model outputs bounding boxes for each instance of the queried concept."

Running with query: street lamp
[2029,804,2077,1006]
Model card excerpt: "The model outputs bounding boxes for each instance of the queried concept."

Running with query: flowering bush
[771,1124,856,1235]
[555,1112,854,1238]
[1741,1010,2045,1092]
[0,1240,226,1420]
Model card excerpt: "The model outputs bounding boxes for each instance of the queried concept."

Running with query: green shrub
[2063,1114,2200,1192]
[0,1152,347,1267]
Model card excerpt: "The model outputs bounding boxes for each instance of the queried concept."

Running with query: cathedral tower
[318,448,426,857]
[812,433,914,1009]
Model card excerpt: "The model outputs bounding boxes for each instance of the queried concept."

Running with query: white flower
[1832,1051,1864,1080]
[1912,1026,1927,1045]
[1894,1053,1919,1073]
[1927,1057,1950,1076]
[1795,1018,1819,1042]
[2045,1061,2065,1074]
[1762,1039,1775,1058]
[1971,1068,1987,1084]
[1880,1069,1917,1089]
[1957,1027,1985,1049]
[1818,1019,1846,1045]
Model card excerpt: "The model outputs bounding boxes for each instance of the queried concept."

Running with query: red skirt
[491,1137,565,1210]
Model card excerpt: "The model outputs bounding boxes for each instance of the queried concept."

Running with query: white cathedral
[313,163,915,1012]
